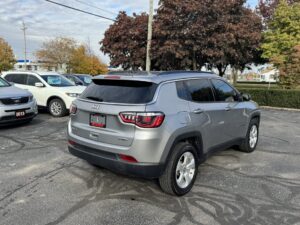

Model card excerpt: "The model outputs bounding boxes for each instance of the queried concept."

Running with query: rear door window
[5,74,27,85]
[81,79,158,104]
[176,79,215,102]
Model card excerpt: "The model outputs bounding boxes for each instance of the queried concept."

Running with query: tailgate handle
[193,108,204,114]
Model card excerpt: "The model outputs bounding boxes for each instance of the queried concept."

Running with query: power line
[72,0,118,16]
[44,0,116,22]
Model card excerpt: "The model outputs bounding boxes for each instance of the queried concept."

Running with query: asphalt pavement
[0,109,300,225]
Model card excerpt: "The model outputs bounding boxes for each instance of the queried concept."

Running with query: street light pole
[21,21,28,70]
[146,0,154,72]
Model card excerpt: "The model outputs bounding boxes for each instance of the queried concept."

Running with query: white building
[13,60,66,73]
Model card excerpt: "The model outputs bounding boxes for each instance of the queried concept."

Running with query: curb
[260,106,300,112]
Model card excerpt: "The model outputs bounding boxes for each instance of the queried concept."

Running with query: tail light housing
[119,112,165,128]
[69,104,77,115]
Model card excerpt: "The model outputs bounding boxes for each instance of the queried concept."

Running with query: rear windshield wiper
[86,96,104,102]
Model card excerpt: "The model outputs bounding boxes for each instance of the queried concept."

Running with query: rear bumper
[68,143,165,179]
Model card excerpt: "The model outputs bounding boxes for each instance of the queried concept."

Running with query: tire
[48,98,67,117]
[238,118,259,153]
[159,142,199,196]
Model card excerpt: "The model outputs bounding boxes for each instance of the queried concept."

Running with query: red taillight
[119,154,138,163]
[119,112,165,128]
[69,104,77,115]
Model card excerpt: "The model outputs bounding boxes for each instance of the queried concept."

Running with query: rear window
[81,79,158,104]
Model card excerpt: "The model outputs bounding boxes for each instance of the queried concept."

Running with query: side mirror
[35,82,44,88]
[242,93,251,101]
[9,82,14,86]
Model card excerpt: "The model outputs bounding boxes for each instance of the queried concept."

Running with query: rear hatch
[71,78,158,147]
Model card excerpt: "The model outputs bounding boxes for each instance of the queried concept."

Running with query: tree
[36,37,76,71]
[0,37,15,72]
[101,12,148,70]
[153,0,206,71]
[70,45,107,75]
[261,0,300,87]
[257,0,299,25]
[262,1,300,59]
[272,45,300,88]
[154,0,262,76]
[100,1,262,76]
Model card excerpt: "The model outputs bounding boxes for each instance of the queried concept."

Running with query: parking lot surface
[0,109,300,225]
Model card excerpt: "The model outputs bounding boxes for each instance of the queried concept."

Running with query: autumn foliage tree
[36,37,107,75]
[101,0,262,76]
[257,0,299,25]
[70,45,107,75]
[154,0,262,76]
[36,37,76,71]
[101,12,148,70]
[261,0,300,87]
[0,37,16,72]
[272,45,300,88]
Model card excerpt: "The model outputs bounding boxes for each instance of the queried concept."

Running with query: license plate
[16,111,26,118]
[90,114,106,128]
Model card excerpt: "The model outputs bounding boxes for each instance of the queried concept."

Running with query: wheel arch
[161,131,204,169]
[47,96,65,107]
[250,110,261,125]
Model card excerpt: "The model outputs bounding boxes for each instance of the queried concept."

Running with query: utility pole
[146,0,154,72]
[87,36,92,56]
[21,21,28,70]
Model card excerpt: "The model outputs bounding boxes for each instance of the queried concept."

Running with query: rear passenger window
[211,79,237,102]
[176,79,214,102]
[27,75,41,86]
[5,74,27,85]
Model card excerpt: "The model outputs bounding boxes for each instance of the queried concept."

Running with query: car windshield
[0,77,10,87]
[41,75,75,87]
[78,75,92,84]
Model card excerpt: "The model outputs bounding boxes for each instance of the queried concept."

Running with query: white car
[2,71,86,117]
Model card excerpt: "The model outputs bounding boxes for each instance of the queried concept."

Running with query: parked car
[73,74,92,86]
[67,71,260,196]
[2,71,85,117]
[0,76,37,126]
[63,74,85,86]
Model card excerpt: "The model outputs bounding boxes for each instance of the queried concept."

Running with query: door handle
[193,108,204,114]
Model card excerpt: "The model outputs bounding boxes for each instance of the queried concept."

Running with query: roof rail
[107,70,215,76]
[157,71,215,76]
[107,71,159,76]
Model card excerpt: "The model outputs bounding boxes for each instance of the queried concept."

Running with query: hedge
[237,88,300,109]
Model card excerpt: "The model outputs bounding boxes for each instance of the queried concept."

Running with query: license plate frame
[15,111,26,118]
[90,114,106,128]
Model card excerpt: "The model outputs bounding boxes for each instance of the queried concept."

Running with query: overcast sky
[0,0,258,65]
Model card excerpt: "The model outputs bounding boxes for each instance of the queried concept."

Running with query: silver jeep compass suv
[68,71,260,196]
